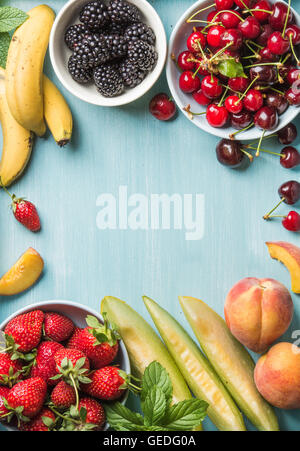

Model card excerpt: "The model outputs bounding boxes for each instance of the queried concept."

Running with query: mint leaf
[105,402,144,430]
[0,7,28,32]
[162,399,208,431]
[142,386,166,427]
[141,361,172,406]
[0,32,10,68]
[218,59,246,78]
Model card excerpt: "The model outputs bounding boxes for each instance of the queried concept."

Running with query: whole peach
[225,278,293,353]
[254,342,300,409]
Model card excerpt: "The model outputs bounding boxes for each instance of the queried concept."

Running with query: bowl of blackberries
[166,0,300,140]
[50,0,167,106]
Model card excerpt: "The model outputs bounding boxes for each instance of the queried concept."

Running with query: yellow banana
[0,68,33,187]
[5,5,55,136]
[43,75,73,147]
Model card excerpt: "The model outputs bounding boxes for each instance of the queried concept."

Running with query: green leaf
[0,7,28,32]
[79,406,87,422]
[85,315,101,329]
[105,402,144,431]
[142,386,166,427]
[42,416,54,428]
[0,33,9,68]
[162,399,208,431]
[218,58,246,78]
[141,361,172,406]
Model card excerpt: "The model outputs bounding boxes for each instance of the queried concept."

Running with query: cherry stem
[196,39,206,60]
[209,42,233,62]
[246,39,263,49]
[263,198,286,220]
[255,129,266,157]
[246,8,272,13]
[230,122,254,137]
[210,9,244,23]
[186,4,215,23]
[289,34,300,65]
[241,148,253,162]
[218,86,229,107]
[239,0,253,15]
[255,85,284,95]
[245,145,284,157]
[235,75,259,104]
[282,0,291,38]
[244,62,281,68]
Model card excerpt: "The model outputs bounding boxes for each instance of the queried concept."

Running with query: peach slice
[266,241,300,294]
[0,248,44,295]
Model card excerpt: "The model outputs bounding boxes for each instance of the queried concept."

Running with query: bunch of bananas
[0,5,73,187]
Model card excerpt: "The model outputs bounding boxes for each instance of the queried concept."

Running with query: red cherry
[228,76,250,92]
[220,28,243,50]
[234,0,252,8]
[179,71,201,93]
[219,10,241,28]
[256,23,273,46]
[149,93,176,121]
[206,104,229,127]
[278,181,300,205]
[215,0,234,10]
[269,2,294,31]
[177,51,195,71]
[259,46,276,62]
[243,89,263,112]
[194,58,209,76]
[254,106,278,130]
[287,68,300,85]
[193,89,211,105]
[207,25,225,47]
[277,123,297,145]
[285,87,300,105]
[252,0,272,23]
[207,9,219,23]
[267,31,290,55]
[201,75,223,98]
[286,24,300,45]
[231,110,253,129]
[187,31,206,53]
[282,211,300,232]
[280,146,300,168]
[238,16,261,39]
[225,95,243,113]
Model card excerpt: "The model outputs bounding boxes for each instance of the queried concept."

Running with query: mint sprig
[105,361,208,431]
[0,6,28,68]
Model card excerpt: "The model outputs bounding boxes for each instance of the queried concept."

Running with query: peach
[0,248,44,295]
[225,277,293,353]
[266,241,300,294]
[254,342,300,409]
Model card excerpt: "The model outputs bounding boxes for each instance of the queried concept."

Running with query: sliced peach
[0,248,44,295]
[266,241,300,293]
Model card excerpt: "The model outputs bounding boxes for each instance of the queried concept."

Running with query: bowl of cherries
[166,0,300,141]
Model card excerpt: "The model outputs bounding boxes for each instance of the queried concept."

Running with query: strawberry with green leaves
[19,408,56,431]
[0,386,10,418]
[50,380,76,410]
[83,366,133,401]
[4,310,44,354]
[0,353,23,387]
[43,312,74,343]
[30,341,64,385]
[57,398,106,431]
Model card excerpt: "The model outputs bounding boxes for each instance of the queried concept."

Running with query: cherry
[243,89,263,112]
[280,146,300,168]
[187,31,206,53]
[194,58,210,76]
[234,0,252,8]
[249,65,277,84]
[285,87,300,105]
[266,91,288,115]
[193,89,211,106]
[286,24,300,45]
[220,28,243,50]
[282,211,300,232]
[259,47,276,62]
[252,0,272,23]
[287,68,300,85]
[206,104,229,127]
[201,75,223,98]
[225,95,243,113]
[179,71,201,93]
[207,25,225,47]
[278,181,300,205]
[238,16,261,39]
[267,31,290,55]
[149,93,176,121]
[254,106,278,130]
[219,10,241,28]
[216,138,244,167]
[269,2,294,31]
[177,51,195,71]
[277,123,297,145]
[256,23,273,46]
[215,0,234,10]
[231,110,253,129]
[207,9,219,23]
[228,76,250,92]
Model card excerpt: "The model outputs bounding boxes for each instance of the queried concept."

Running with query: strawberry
[0,353,23,387]
[19,408,56,431]
[71,315,119,369]
[0,386,10,417]
[7,376,47,419]
[54,348,90,375]
[83,366,129,401]
[4,310,44,353]
[44,312,74,342]
[51,380,76,409]
[67,327,83,349]
[77,397,106,431]
[12,196,41,232]
[30,341,64,385]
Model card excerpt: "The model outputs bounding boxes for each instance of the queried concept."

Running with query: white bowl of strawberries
[166,0,300,141]
[0,300,130,431]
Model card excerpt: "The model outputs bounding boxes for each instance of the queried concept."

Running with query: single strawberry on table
[51,380,76,409]
[83,366,132,401]
[19,408,56,431]
[0,353,23,387]
[6,376,47,420]
[4,310,44,354]
[43,312,74,342]
[30,341,64,385]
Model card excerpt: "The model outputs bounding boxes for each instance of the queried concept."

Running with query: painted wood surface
[0,0,300,431]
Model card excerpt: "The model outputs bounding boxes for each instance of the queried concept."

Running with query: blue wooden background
[1,0,300,431]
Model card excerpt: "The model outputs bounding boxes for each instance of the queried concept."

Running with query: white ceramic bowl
[0,300,130,431]
[50,0,167,106]
[166,0,300,140]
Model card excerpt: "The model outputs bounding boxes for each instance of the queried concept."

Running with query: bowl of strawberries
[0,300,130,431]
[166,0,300,140]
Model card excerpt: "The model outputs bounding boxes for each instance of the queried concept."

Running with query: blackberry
[64,24,88,50]
[74,33,110,68]
[104,34,128,60]
[103,22,126,35]
[108,0,141,25]
[119,59,146,88]
[68,55,92,83]
[124,22,155,46]
[79,0,109,31]
[93,64,124,97]
[128,39,158,71]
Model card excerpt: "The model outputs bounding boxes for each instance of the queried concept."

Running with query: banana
[0,68,33,187]
[5,5,55,136]
[43,75,73,147]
